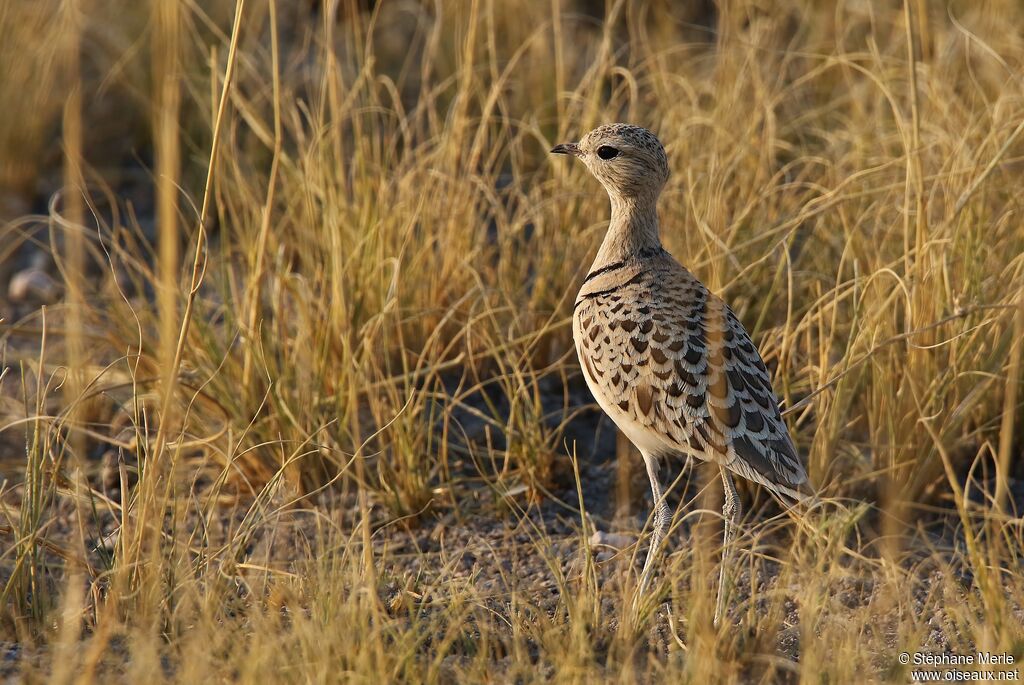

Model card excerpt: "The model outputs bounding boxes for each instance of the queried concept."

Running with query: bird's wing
[574,260,807,499]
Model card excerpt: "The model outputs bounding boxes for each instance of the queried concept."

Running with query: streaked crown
[577,123,670,198]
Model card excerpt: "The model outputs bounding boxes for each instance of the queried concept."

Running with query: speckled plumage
[573,255,806,497]
[552,123,808,625]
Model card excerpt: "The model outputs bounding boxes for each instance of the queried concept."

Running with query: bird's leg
[714,466,742,627]
[635,452,671,601]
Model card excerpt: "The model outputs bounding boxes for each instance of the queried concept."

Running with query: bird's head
[550,123,669,201]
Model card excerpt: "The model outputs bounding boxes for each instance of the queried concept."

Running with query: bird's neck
[590,192,662,270]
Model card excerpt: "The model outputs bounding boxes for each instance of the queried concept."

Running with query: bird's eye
[596,146,620,160]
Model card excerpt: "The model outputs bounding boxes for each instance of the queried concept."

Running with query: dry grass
[1,0,1023,682]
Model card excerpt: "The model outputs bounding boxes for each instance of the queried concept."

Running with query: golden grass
[1,0,1023,682]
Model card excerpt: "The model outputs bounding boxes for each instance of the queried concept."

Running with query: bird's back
[572,250,808,499]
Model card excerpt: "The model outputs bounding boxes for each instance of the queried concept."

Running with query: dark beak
[550,142,581,157]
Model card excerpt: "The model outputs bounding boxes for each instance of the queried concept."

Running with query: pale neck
[591,191,662,269]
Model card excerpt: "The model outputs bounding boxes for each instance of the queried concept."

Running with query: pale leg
[635,452,671,600]
[714,466,742,627]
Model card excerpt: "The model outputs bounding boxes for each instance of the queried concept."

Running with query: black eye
[596,146,620,160]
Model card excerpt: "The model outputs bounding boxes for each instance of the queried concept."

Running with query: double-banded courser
[551,124,808,626]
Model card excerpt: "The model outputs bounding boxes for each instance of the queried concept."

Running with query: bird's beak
[550,142,581,157]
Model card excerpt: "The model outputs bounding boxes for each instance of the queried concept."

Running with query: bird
[550,123,809,627]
